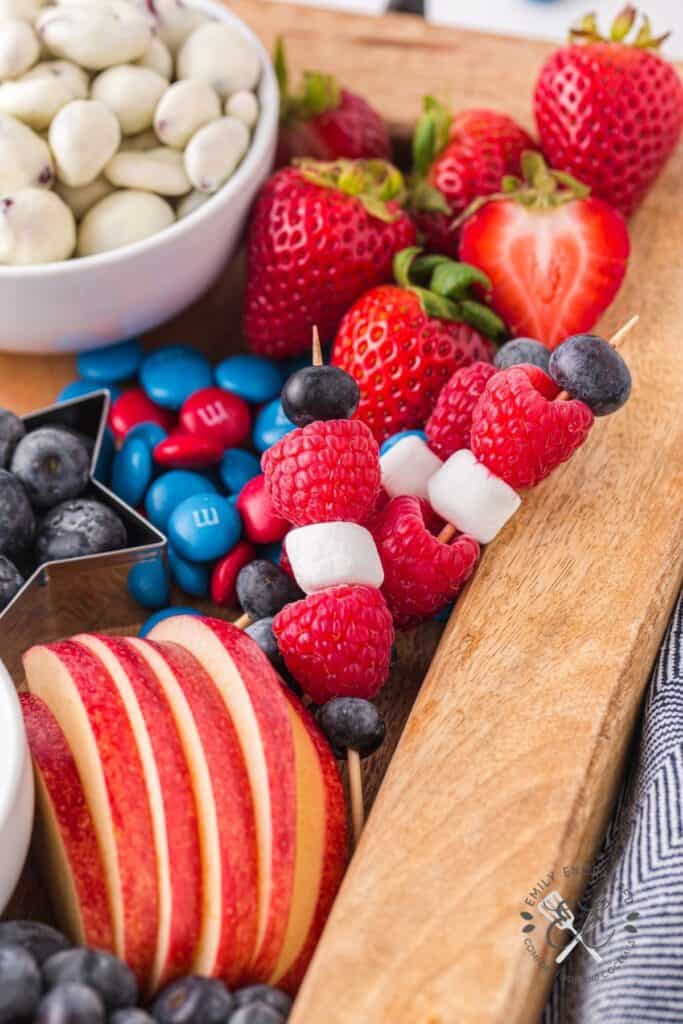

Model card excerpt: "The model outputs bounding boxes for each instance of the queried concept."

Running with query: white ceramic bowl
[0,662,34,914]
[0,0,278,354]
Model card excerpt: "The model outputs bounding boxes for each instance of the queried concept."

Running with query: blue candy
[253,398,296,453]
[58,379,122,404]
[168,492,241,562]
[219,448,261,494]
[145,470,217,531]
[77,338,143,383]
[215,354,283,404]
[168,546,210,597]
[127,556,170,609]
[125,421,168,449]
[139,605,201,637]
[140,345,213,410]
[380,429,428,456]
[111,436,153,507]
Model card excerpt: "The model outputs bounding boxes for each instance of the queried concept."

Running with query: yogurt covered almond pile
[0,0,261,264]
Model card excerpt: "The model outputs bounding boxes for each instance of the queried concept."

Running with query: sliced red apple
[23,641,159,985]
[148,616,297,980]
[20,693,114,952]
[271,690,348,993]
[128,637,259,985]
[74,634,202,993]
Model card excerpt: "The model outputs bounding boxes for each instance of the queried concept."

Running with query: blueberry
[150,975,234,1024]
[281,366,359,427]
[43,948,137,1011]
[245,617,286,673]
[11,427,90,509]
[35,981,105,1023]
[36,499,127,563]
[233,984,292,1017]
[111,1011,155,1024]
[549,333,632,415]
[0,554,23,609]
[0,408,25,468]
[111,1011,156,1024]
[317,698,386,758]
[229,1006,284,1024]
[494,338,550,372]
[0,920,71,965]
[236,560,303,621]
[0,943,41,1022]
[0,469,35,557]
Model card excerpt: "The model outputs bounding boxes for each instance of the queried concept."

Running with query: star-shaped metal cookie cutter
[0,390,166,680]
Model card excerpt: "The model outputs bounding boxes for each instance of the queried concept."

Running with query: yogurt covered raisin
[0,113,53,191]
[225,90,258,129]
[184,115,249,193]
[92,64,167,135]
[154,78,220,149]
[49,99,121,187]
[0,19,39,81]
[105,146,191,194]
[137,36,173,79]
[78,189,174,255]
[0,188,76,264]
[23,60,90,101]
[0,74,73,129]
[177,22,260,98]
[37,2,153,71]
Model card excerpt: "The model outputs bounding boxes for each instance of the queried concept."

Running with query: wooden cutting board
[3,4,683,1023]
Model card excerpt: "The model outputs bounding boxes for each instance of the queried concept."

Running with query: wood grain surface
[2,4,683,1023]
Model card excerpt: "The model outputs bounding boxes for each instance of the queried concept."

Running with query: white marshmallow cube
[428,448,521,545]
[285,522,384,595]
[380,434,443,500]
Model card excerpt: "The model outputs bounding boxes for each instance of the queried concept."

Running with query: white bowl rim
[0,656,27,829]
[0,0,279,279]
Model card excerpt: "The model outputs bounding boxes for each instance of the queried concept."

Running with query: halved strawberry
[459,153,630,349]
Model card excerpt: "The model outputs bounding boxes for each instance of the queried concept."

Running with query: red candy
[109,388,176,441]
[179,387,251,448]
[153,432,224,469]
[210,540,256,607]
[236,474,289,545]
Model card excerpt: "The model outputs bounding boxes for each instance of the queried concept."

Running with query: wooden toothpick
[312,325,323,367]
[347,748,364,847]
[233,612,251,630]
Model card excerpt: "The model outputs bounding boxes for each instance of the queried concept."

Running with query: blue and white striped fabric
[544,589,683,1023]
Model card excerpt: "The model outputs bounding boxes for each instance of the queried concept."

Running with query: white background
[272,0,683,58]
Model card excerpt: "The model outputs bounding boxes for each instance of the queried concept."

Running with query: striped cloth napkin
[544,589,683,1023]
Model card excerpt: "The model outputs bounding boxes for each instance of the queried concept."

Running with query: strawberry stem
[296,158,407,222]
[393,247,507,341]
[569,6,671,49]
[275,37,341,123]
[407,96,453,214]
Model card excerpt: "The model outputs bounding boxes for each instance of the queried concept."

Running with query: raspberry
[261,419,381,526]
[370,496,479,628]
[272,585,394,703]
[470,366,593,489]
[425,361,497,461]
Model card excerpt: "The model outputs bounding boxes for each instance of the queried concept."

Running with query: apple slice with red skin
[74,634,203,993]
[270,689,348,993]
[148,616,297,980]
[20,693,114,952]
[23,641,159,985]
[128,637,259,985]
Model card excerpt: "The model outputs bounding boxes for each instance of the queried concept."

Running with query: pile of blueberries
[0,410,128,613]
[0,920,292,1024]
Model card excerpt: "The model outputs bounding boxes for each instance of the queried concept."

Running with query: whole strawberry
[409,97,535,258]
[274,39,391,166]
[459,153,630,349]
[535,8,683,217]
[470,365,594,489]
[243,160,416,359]
[331,246,504,444]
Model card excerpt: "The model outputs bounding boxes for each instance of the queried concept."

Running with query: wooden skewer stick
[312,324,323,367]
[347,748,365,847]
[233,612,251,630]
[437,522,457,544]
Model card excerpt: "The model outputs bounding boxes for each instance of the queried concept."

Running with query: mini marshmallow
[23,60,90,100]
[92,64,167,135]
[225,90,259,129]
[0,75,73,129]
[177,22,260,97]
[285,522,384,595]
[380,434,443,500]
[176,188,208,218]
[37,3,152,71]
[184,115,249,193]
[49,99,121,187]
[105,146,191,195]
[0,112,53,191]
[55,174,113,219]
[0,19,39,81]
[136,36,173,79]
[77,188,174,255]
[0,188,76,264]
[428,448,521,545]
[154,78,220,149]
